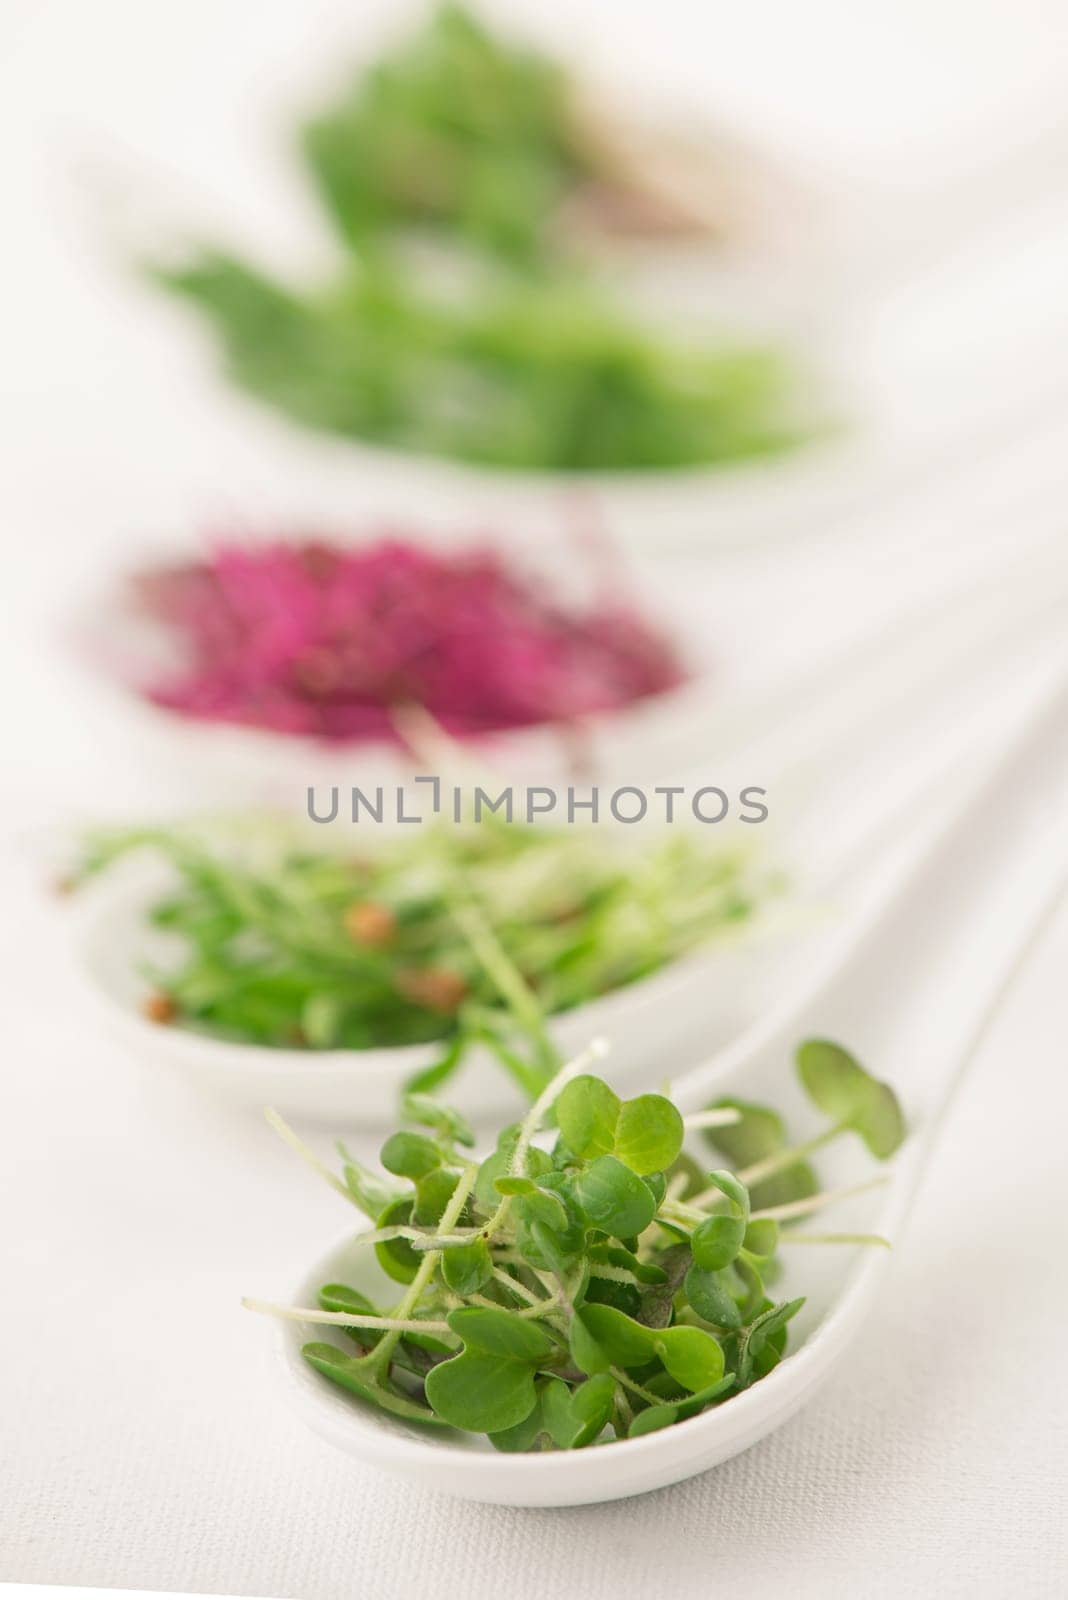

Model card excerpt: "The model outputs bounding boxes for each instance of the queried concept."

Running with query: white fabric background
[2,3,1067,1596]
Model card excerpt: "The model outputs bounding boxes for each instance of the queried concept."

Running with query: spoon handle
[673,656,1068,1116]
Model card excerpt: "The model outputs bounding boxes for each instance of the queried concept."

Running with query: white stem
[264,1107,359,1206]
[681,1108,743,1130]
[242,1298,451,1334]
[750,1175,889,1223]
[510,1036,610,1177]
[780,1230,891,1248]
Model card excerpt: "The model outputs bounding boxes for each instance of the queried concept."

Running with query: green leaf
[613,1095,684,1175]
[441,1237,493,1296]
[628,1370,737,1435]
[340,1154,401,1219]
[589,1243,667,1286]
[412,1167,459,1226]
[573,1154,656,1239]
[653,1325,725,1392]
[303,1344,446,1424]
[556,1075,620,1160]
[374,1196,420,1284]
[425,1351,540,1434]
[572,1303,654,1373]
[743,1219,780,1259]
[628,1402,680,1436]
[446,1306,555,1361]
[380,1131,441,1179]
[541,1375,580,1447]
[494,1175,538,1196]
[701,1098,785,1167]
[488,1403,549,1453]
[317,1283,382,1347]
[691,1214,747,1272]
[690,1169,750,1270]
[400,1092,475,1148]
[556,1079,684,1175]
[684,1263,743,1329]
[797,1039,906,1159]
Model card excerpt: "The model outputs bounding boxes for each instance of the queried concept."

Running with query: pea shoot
[247,1037,905,1448]
[75,817,769,1095]
[148,6,809,472]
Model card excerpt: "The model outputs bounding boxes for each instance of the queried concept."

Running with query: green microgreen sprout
[144,6,811,472]
[246,1035,906,1449]
[74,815,770,1099]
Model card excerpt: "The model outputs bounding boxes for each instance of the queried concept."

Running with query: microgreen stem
[447,896,549,1045]
[371,1162,479,1374]
[750,1175,888,1222]
[263,1107,360,1207]
[738,1124,844,1186]
[511,1036,610,1178]
[242,1298,452,1335]
[680,1108,743,1131]
[781,1231,891,1248]
[490,1266,545,1306]
[610,1367,665,1407]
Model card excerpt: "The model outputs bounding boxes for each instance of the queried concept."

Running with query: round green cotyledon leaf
[557,1077,683,1175]
[653,1325,725,1392]
[379,1130,442,1179]
[570,1303,654,1374]
[374,1196,420,1284]
[446,1306,555,1361]
[556,1075,620,1161]
[796,1039,906,1159]
[684,1263,743,1329]
[613,1094,684,1175]
[574,1154,657,1239]
[303,1344,447,1424]
[425,1350,540,1434]
[440,1237,493,1297]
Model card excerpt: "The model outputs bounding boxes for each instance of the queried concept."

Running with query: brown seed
[343,901,397,947]
[396,966,468,1014]
[144,991,177,1025]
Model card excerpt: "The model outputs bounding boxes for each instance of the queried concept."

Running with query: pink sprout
[130,538,685,743]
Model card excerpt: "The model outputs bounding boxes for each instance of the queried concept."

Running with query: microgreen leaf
[302,1344,447,1425]
[690,1170,751,1270]
[701,1098,784,1168]
[684,1264,743,1330]
[651,1326,726,1392]
[373,1196,420,1284]
[796,1039,906,1159]
[446,1306,556,1362]
[400,1092,475,1148]
[425,1351,541,1434]
[380,1131,442,1179]
[613,1095,684,1176]
[426,1305,557,1433]
[556,1077,683,1174]
[440,1238,493,1297]
[573,1155,657,1238]
[340,1153,402,1219]
[571,1304,655,1373]
[556,1075,620,1160]
[743,1219,780,1259]
[412,1168,460,1226]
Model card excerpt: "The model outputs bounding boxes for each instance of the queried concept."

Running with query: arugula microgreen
[247,1037,906,1449]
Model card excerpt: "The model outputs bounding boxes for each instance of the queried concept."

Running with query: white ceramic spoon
[270,658,1067,1504]
[68,584,1064,1126]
